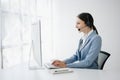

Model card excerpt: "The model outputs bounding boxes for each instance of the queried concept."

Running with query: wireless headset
[86,14,93,28]
[86,15,91,27]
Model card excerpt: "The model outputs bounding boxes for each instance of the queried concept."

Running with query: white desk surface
[0,65,120,80]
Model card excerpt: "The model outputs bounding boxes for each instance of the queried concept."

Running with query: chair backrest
[98,51,110,70]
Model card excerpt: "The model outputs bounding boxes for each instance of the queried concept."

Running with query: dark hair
[77,13,98,34]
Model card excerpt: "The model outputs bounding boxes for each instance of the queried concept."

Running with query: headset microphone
[78,26,86,31]
[78,29,80,31]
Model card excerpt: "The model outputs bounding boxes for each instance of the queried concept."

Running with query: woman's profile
[52,12,102,69]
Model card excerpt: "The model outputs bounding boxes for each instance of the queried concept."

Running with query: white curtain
[0,0,52,69]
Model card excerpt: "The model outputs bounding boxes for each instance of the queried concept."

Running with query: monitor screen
[29,20,42,69]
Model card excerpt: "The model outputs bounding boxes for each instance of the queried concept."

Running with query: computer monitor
[29,20,43,69]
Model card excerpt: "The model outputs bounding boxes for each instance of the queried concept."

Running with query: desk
[0,65,120,80]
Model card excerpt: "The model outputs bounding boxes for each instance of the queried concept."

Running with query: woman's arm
[64,51,79,64]
[66,36,102,68]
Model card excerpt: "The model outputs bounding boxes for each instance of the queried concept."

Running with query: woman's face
[76,17,87,31]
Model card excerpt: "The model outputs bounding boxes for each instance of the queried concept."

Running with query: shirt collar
[87,29,94,38]
[81,29,93,40]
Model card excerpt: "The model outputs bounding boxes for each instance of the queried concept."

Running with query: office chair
[98,51,110,70]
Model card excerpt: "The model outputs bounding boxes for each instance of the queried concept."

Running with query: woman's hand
[52,60,66,68]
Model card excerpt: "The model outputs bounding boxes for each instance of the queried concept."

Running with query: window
[0,0,53,69]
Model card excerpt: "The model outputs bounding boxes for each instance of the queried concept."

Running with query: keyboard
[50,68,73,74]
[44,63,60,69]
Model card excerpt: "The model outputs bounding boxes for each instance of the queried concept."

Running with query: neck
[82,27,92,35]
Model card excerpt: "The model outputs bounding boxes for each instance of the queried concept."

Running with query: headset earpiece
[86,15,91,27]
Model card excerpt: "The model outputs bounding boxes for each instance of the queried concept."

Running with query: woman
[52,12,102,69]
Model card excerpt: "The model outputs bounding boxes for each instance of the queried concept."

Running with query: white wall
[0,16,1,69]
[52,0,120,70]
[0,11,2,68]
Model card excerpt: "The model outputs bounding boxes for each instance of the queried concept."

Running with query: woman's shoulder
[90,33,102,42]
